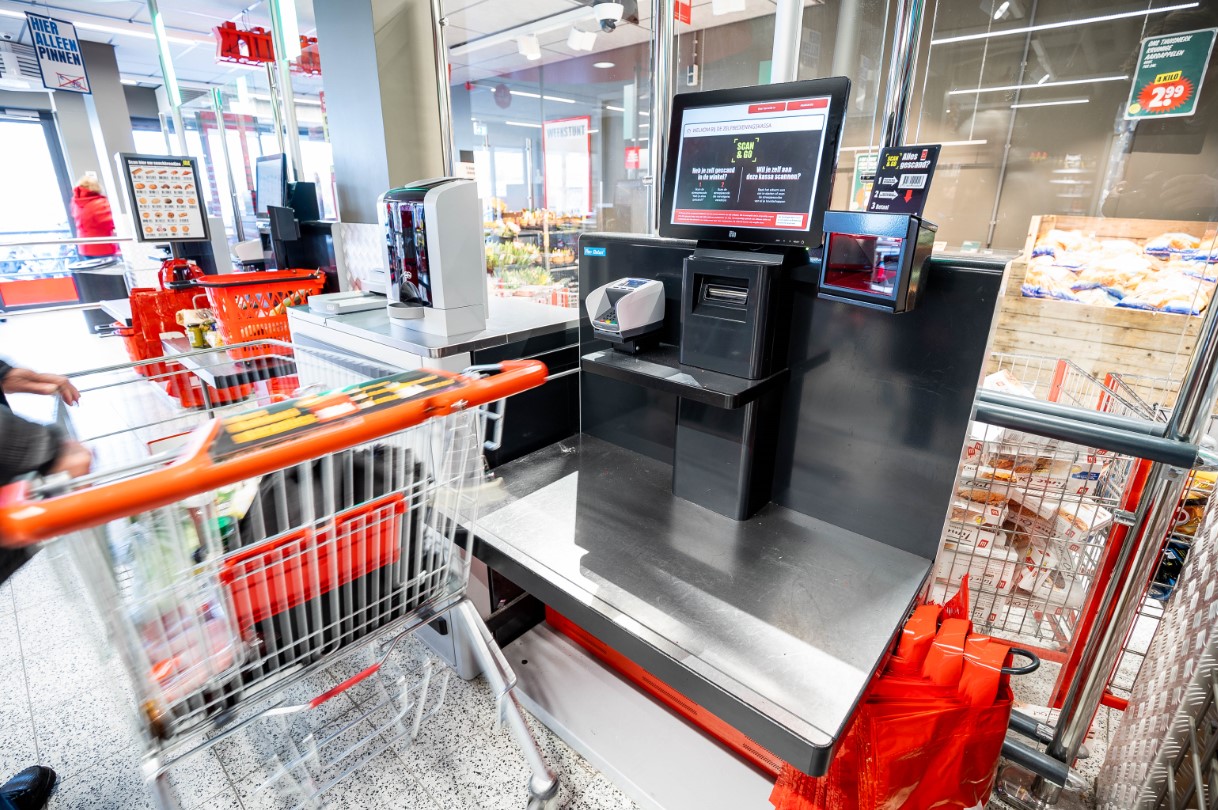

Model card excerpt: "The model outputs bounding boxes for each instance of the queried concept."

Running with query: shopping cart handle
[1002,647,1040,676]
[0,359,548,546]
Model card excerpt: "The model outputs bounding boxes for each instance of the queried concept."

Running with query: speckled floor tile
[0,703,40,782]
[45,745,156,810]
[569,773,640,810]
[317,749,436,810]
[34,688,142,779]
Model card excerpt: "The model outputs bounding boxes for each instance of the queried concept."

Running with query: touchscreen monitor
[255,154,287,217]
[660,78,849,248]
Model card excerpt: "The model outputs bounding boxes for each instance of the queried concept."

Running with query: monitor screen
[255,154,286,217]
[659,77,850,248]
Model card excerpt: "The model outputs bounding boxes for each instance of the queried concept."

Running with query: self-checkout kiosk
[578,76,999,536]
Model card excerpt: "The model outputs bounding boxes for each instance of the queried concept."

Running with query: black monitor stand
[267,205,301,271]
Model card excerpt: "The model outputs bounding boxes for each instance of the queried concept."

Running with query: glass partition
[445,1,656,307]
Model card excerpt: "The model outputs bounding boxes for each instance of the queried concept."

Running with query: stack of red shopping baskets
[116,260,324,408]
[192,269,325,360]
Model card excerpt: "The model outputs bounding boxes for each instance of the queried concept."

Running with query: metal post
[267,0,305,182]
[146,0,186,154]
[770,0,805,83]
[647,0,675,234]
[879,0,929,148]
[265,64,287,158]
[211,89,245,244]
[1028,285,1218,804]
[430,0,455,176]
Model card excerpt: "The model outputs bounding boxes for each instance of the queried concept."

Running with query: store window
[912,1,1218,409]
[131,117,171,156]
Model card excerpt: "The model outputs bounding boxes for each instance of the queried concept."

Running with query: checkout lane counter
[450,78,1006,809]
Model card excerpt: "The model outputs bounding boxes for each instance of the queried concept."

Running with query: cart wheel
[526,776,560,810]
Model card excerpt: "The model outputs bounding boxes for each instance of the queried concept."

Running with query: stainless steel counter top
[471,434,931,775]
[289,296,579,358]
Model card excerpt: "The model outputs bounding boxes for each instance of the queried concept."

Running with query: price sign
[1125,27,1217,120]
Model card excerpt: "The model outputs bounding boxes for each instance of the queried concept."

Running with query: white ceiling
[0,0,316,89]
[0,0,795,91]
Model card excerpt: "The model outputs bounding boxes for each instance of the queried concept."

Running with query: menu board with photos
[118,153,210,243]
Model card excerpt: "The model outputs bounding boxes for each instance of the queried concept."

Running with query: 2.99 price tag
[1125,28,1216,121]
[1134,74,1194,115]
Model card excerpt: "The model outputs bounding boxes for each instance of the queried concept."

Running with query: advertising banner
[543,116,592,215]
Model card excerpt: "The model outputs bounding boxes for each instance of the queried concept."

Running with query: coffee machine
[378,178,489,336]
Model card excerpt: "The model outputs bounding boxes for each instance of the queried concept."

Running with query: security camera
[593,1,624,32]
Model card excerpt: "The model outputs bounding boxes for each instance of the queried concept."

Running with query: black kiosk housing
[580,77,851,519]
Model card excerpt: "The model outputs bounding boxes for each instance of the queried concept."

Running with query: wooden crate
[988,215,1217,387]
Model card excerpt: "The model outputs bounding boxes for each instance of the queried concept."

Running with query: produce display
[1022,228,1217,315]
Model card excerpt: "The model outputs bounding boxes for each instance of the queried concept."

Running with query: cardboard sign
[1125,27,1217,120]
[25,13,89,94]
[866,145,940,216]
[850,153,878,212]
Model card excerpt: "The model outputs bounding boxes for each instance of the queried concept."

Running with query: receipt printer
[586,277,665,352]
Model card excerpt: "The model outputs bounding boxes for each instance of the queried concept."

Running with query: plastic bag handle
[1002,647,1040,676]
[0,360,547,547]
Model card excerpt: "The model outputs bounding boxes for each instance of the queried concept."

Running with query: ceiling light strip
[931,2,1198,46]
[948,75,1128,95]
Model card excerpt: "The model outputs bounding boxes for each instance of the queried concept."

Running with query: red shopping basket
[193,270,325,359]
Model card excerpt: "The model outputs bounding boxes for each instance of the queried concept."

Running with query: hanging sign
[214,21,321,75]
[1125,27,1217,120]
[25,13,90,93]
[866,145,940,216]
[543,116,593,215]
[675,0,692,24]
[625,146,641,170]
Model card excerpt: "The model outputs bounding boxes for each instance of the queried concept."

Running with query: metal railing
[983,273,1218,806]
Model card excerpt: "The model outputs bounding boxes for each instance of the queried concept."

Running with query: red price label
[1134,76,1195,115]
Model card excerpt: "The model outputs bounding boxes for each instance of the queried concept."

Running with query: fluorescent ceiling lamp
[606,104,625,111]
[949,75,1128,95]
[932,2,1198,45]
[120,78,139,85]
[1011,98,1089,109]
[712,0,747,14]
[640,122,649,128]
[0,9,206,44]
[506,120,543,128]
[568,28,597,51]
[517,35,542,60]
[840,139,988,152]
[992,1,1010,19]
[273,0,303,60]
[593,61,615,68]
[510,90,576,103]
[1037,74,1051,85]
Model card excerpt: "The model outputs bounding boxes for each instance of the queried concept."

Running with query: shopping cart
[935,354,1144,666]
[0,341,561,809]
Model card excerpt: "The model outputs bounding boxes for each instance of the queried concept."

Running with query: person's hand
[2,368,81,405]
[46,440,92,478]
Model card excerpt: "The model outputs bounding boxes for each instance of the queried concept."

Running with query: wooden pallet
[988,215,1216,386]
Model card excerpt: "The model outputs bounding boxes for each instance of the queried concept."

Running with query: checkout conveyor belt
[468,434,931,776]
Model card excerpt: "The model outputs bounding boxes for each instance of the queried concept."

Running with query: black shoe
[0,766,57,810]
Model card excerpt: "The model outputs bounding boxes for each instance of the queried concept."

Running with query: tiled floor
[0,544,636,810]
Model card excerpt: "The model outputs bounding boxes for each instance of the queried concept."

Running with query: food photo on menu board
[119,154,209,242]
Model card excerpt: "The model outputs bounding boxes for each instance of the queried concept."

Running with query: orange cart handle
[0,360,547,547]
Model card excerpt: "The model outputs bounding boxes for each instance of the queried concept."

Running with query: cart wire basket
[0,340,560,809]
[933,354,1145,675]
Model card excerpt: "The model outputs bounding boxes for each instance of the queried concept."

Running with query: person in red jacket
[70,175,118,257]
